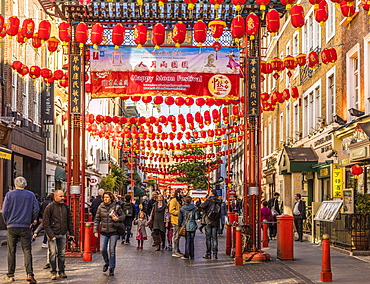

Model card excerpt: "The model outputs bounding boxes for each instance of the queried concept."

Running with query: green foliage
[99,174,117,192]
[169,148,219,190]
[355,191,370,215]
[147,179,156,188]
[100,163,128,193]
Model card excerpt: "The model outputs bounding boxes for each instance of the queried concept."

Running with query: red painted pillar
[321,234,332,282]
[234,227,243,266]
[226,223,232,255]
[262,220,269,248]
[83,222,92,262]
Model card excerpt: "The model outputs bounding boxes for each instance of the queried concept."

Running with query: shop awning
[279,146,318,174]
[134,186,145,197]
[0,146,12,160]
[55,166,66,182]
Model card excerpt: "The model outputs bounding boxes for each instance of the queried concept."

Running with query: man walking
[90,188,104,221]
[200,189,221,259]
[293,193,306,242]
[169,189,183,257]
[2,177,39,283]
[121,194,135,245]
[267,192,281,239]
[43,190,75,280]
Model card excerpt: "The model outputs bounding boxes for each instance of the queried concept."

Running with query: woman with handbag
[178,196,200,260]
[94,191,125,276]
[150,194,167,251]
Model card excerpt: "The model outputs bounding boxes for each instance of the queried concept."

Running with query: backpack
[207,199,221,221]
[122,202,134,217]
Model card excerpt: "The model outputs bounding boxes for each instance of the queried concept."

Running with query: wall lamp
[333,114,347,125]
[348,108,365,117]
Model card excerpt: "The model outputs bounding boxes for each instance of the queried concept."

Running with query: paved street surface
[0,229,369,284]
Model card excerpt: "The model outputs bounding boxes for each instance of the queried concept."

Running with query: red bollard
[262,220,269,248]
[228,212,237,224]
[83,222,92,262]
[234,227,243,265]
[226,222,232,255]
[87,213,92,222]
[321,234,332,282]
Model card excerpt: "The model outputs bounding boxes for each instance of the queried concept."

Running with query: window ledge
[340,11,359,26]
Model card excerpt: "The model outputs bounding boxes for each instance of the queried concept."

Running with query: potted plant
[352,191,370,250]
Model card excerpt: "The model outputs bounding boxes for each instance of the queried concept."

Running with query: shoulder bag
[178,211,191,237]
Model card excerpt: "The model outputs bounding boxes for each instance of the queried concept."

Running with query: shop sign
[343,188,354,214]
[266,174,274,184]
[318,166,330,178]
[292,173,302,194]
[89,176,98,186]
[332,164,343,198]
[350,147,368,161]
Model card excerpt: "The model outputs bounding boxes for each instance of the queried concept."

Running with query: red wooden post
[83,222,92,261]
[262,220,269,248]
[226,222,232,255]
[234,227,243,265]
[321,234,332,282]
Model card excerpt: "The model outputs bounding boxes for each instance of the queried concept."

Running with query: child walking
[134,211,148,249]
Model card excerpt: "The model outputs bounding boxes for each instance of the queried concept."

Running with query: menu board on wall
[314,200,343,222]
[343,189,354,214]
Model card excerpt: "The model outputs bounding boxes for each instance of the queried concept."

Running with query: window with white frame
[280,113,284,143]
[293,32,299,77]
[34,81,39,123]
[280,51,284,82]
[286,102,290,139]
[302,80,322,137]
[293,101,300,140]
[23,78,29,118]
[13,0,18,16]
[33,5,39,24]
[326,1,335,42]
[346,45,360,120]
[12,67,17,111]
[286,43,291,88]
[326,69,336,124]
[303,9,321,53]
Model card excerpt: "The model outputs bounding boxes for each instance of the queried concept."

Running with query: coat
[200,196,221,227]
[178,203,199,232]
[294,200,306,219]
[268,198,281,214]
[261,207,273,222]
[43,201,74,239]
[94,201,125,235]
[151,202,167,232]
[134,219,148,238]
[168,197,181,226]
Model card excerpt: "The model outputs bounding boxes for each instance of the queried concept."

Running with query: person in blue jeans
[94,192,125,276]
[178,196,199,260]
[200,189,221,259]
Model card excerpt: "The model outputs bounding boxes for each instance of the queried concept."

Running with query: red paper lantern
[290,5,305,30]
[210,0,224,10]
[0,15,4,32]
[295,53,307,66]
[271,57,284,72]
[196,98,206,107]
[112,24,125,49]
[307,51,319,68]
[185,97,194,106]
[206,98,215,106]
[284,55,297,70]
[152,23,165,49]
[208,19,226,42]
[231,0,246,11]
[47,36,59,53]
[38,20,51,42]
[0,27,6,38]
[184,0,198,10]
[282,89,290,100]
[340,1,355,21]
[328,48,337,63]
[21,18,35,40]
[280,0,295,10]
[265,62,273,74]
[266,9,280,36]
[76,22,88,48]
[172,22,186,48]
[351,165,363,176]
[194,20,207,47]
[134,23,147,48]
[291,87,299,98]
[6,16,19,38]
[59,78,68,88]
[53,70,64,80]
[261,92,270,101]
[231,15,245,43]
[153,96,163,105]
[41,68,52,79]
[18,65,29,76]
[29,66,41,79]
[246,13,260,40]
[255,0,270,11]
[58,22,71,45]
[142,96,152,104]
[17,30,26,45]
[91,23,104,49]
[314,0,328,25]
[175,97,185,106]
[309,0,323,9]
[165,97,175,106]
[321,48,331,65]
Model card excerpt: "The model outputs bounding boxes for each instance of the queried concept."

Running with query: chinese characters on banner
[248,57,260,117]
[332,164,343,198]
[41,85,54,125]
[89,47,241,99]
[292,173,302,194]
[70,55,81,114]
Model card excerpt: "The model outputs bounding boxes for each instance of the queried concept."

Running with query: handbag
[178,212,191,237]
[271,208,279,217]
[113,221,126,235]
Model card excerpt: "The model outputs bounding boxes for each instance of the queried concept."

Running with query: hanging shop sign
[89,46,241,99]
[41,85,54,125]
[70,54,81,114]
[332,164,343,198]
[248,57,260,117]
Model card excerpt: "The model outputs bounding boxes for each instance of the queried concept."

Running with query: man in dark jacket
[91,189,104,221]
[43,190,74,280]
[200,189,221,259]
[121,194,135,245]
[3,177,39,284]
[293,193,306,242]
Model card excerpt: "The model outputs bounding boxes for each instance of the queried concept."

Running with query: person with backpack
[121,194,135,245]
[200,189,221,260]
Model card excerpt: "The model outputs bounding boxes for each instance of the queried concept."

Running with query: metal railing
[315,214,370,251]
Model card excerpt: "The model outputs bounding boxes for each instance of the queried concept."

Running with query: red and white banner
[90,46,241,99]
